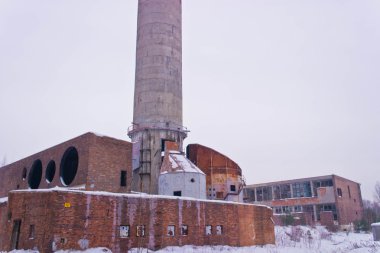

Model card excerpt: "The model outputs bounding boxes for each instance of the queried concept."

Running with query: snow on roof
[372,222,380,227]
[10,187,271,209]
[0,197,8,204]
[164,151,205,175]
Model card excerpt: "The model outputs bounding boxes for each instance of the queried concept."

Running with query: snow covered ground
[3,226,380,253]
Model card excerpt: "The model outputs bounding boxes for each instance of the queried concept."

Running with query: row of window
[244,179,335,202]
[119,225,224,238]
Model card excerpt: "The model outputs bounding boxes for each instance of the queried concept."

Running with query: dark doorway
[10,219,21,250]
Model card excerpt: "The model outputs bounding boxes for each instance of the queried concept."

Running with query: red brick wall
[333,175,363,225]
[187,144,243,199]
[0,133,132,197]
[0,202,8,250]
[2,190,275,252]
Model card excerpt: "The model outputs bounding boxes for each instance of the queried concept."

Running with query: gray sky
[0,0,379,200]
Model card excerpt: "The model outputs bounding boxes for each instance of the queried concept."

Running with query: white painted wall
[158,172,206,199]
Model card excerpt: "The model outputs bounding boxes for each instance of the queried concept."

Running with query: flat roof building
[244,175,364,230]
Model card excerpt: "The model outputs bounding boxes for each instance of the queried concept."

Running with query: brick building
[0,133,275,252]
[244,175,364,230]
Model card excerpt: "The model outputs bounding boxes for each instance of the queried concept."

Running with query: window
[120,171,127,187]
[243,188,255,202]
[230,185,236,192]
[29,225,35,239]
[257,186,272,201]
[136,225,145,237]
[216,225,223,235]
[274,184,291,199]
[292,182,312,198]
[167,225,175,236]
[337,188,342,197]
[205,225,212,235]
[173,191,182,196]
[181,225,188,236]
[347,186,351,198]
[119,225,130,238]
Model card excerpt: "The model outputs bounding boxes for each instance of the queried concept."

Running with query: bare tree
[375,182,380,203]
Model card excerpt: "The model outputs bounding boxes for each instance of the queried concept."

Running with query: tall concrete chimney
[128,0,187,194]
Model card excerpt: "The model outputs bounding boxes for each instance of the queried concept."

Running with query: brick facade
[2,190,275,252]
[0,132,132,197]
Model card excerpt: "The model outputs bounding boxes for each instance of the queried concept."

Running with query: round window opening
[45,160,56,183]
[190,178,195,183]
[28,160,42,189]
[60,147,79,186]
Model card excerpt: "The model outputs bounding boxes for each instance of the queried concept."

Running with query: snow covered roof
[9,187,271,209]
[0,197,8,204]
[161,151,205,175]
[372,222,380,227]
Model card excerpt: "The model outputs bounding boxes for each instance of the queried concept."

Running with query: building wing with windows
[244,175,364,230]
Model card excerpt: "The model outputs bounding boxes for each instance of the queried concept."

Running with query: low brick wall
[2,190,275,252]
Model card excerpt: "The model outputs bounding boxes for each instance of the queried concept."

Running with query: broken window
[230,185,236,192]
[205,225,212,235]
[293,206,302,212]
[173,191,182,197]
[136,225,145,237]
[216,225,223,235]
[119,225,130,238]
[337,188,342,197]
[120,170,127,187]
[316,204,338,221]
[181,225,188,236]
[257,186,272,201]
[292,182,312,198]
[274,184,291,200]
[243,188,255,202]
[167,225,175,236]
[29,225,35,239]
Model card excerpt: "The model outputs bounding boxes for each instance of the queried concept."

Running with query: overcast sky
[0,0,379,200]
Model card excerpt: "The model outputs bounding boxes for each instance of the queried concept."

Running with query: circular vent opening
[60,147,79,186]
[45,160,56,183]
[28,160,42,189]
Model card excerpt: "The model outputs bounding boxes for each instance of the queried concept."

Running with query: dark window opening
[60,147,79,186]
[120,170,127,187]
[45,160,56,183]
[29,225,35,239]
[190,178,195,183]
[22,168,27,181]
[173,191,182,196]
[136,225,145,237]
[337,188,343,197]
[28,160,42,189]
[181,225,188,236]
[256,186,272,201]
[347,186,351,198]
[230,185,236,192]
[10,219,21,250]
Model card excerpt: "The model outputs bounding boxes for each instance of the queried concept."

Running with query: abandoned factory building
[244,175,364,230]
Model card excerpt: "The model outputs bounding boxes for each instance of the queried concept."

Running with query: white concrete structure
[372,223,380,241]
[159,151,206,199]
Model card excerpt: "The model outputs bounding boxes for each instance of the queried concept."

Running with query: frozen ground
[4,226,380,253]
